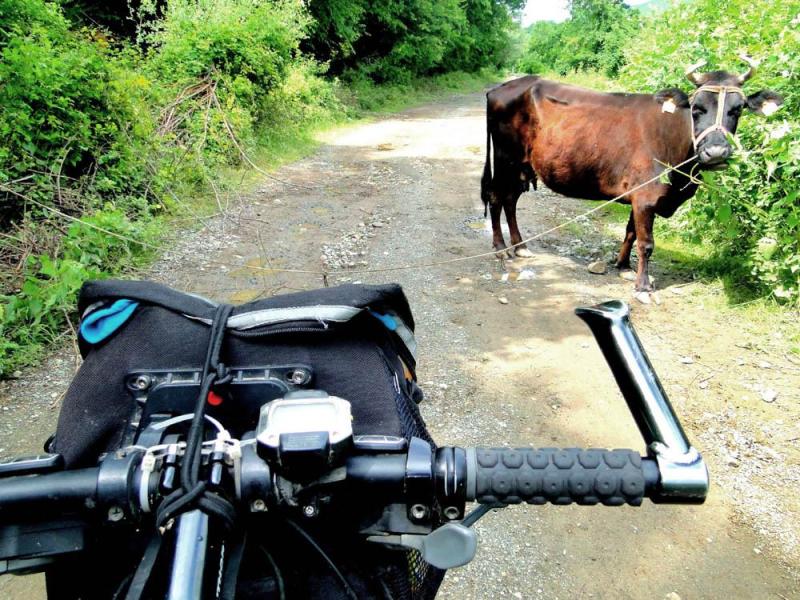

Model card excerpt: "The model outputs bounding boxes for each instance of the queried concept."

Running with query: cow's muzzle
[698,143,732,169]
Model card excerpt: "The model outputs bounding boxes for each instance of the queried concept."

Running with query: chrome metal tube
[168,510,209,600]
[575,301,709,503]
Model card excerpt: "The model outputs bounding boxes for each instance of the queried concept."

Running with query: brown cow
[481,58,783,298]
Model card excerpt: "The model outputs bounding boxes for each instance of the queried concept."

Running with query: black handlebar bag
[50,279,443,600]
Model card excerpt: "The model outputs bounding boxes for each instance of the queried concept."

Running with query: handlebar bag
[52,279,432,469]
[50,279,445,600]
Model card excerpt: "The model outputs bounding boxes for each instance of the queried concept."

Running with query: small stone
[12,371,22,378]
[699,380,709,389]
[753,547,762,555]
[757,361,772,369]
[457,277,473,284]
[587,260,607,274]
[760,389,778,403]
[371,222,384,228]
[498,296,509,305]
[517,269,535,281]
[664,593,682,600]
[680,356,694,364]
[651,292,662,305]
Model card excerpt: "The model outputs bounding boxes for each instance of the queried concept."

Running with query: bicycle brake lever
[367,523,478,569]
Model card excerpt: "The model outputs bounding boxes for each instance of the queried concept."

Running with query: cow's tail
[480,114,493,217]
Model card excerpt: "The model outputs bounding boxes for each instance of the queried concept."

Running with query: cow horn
[737,54,758,84]
[685,59,708,86]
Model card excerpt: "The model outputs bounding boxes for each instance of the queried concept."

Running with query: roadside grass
[584,200,800,355]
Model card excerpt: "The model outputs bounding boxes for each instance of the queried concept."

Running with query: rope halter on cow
[685,54,758,150]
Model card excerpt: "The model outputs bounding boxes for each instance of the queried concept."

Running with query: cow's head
[657,56,784,169]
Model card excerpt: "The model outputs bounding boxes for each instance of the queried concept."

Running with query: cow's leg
[615,211,637,278]
[489,199,507,256]
[503,193,533,258]
[633,204,656,293]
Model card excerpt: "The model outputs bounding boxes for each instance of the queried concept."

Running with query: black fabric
[55,280,419,468]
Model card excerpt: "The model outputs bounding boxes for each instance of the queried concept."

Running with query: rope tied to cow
[1,154,698,283]
[305,153,700,278]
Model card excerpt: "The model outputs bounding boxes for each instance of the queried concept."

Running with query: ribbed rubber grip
[469,448,646,506]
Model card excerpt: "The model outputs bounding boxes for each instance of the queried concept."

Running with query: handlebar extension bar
[575,301,708,503]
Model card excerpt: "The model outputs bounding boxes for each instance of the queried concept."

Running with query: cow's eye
[692,106,707,116]
[728,106,742,117]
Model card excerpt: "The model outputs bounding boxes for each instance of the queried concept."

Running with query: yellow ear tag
[762,101,779,116]
[662,99,676,114]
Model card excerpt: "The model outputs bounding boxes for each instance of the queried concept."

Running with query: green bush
[142,0,310,164]
[620,0,800,301]
[0,0,153,220]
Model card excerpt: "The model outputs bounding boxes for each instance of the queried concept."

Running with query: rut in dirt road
[1,91,798,600]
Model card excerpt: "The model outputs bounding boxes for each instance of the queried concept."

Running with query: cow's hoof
[619,269,637,281]
[633,290,660,305]
[514,247,534,258]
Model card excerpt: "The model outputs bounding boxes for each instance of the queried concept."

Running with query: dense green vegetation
[518,0,799,303]
[2,0,797,375]
[518,0,640,77]
[0,0,519,375]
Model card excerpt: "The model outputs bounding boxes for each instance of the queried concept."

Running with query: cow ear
[655,88,690,113]
[746,90,783,116]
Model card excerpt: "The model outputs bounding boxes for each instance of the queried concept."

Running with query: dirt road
[1,91,798,599]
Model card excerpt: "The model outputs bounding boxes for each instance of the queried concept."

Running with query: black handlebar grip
[467,448,647,507]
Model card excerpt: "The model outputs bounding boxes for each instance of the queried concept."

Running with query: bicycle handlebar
[0,444,665,522]
[0,298,710,591]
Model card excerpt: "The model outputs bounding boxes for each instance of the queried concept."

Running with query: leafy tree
[518,0,640,76]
